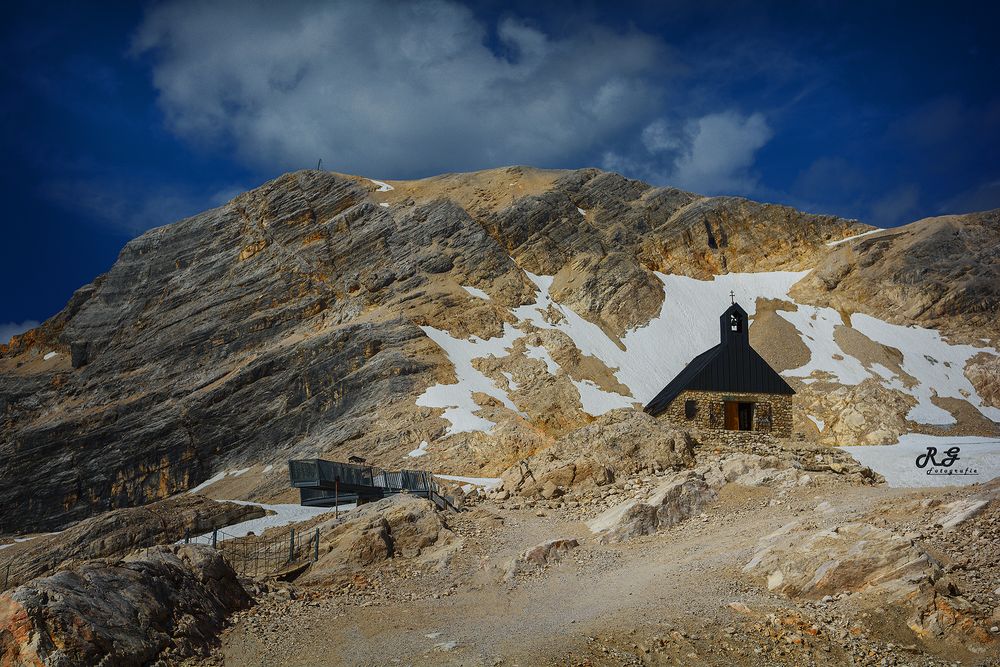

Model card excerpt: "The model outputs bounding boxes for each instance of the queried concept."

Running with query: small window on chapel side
[684,399,697,420]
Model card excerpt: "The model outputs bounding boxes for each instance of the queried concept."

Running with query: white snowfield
[842,435,1000,487]
[408,440,429,458]
[368,178,393,192]
[415,323,526,434]
[416,267,999,441]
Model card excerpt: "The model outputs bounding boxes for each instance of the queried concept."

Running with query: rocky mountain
[1,166,998,533]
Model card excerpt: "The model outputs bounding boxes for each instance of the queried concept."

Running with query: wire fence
[181,525,321,578]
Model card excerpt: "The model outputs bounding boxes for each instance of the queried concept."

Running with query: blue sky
[1,0,998,338]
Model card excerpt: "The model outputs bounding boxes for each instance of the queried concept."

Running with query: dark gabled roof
[643,301,795,417]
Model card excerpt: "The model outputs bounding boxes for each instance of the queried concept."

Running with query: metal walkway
[288,459,458,511]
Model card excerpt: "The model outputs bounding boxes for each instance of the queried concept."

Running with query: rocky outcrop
[794,378,914,445]
[499,409,695,499]
[300,495,454,585]
[965,352,1000,409]
[743,521,941,598]
[0,495,263,591]
[587,471,716,543]
[742,520,997,647]
[0,544,250,666]
[793,210,1000,337]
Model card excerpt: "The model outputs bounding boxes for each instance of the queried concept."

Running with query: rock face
[300,495,454,585]
[0,164,995,533]
[0,544,250,666]
[0,495,263,591]
[794,210,1000,337]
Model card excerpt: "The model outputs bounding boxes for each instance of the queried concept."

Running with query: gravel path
[199,479,984,667]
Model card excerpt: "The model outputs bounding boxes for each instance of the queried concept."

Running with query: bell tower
[719,299,749,347]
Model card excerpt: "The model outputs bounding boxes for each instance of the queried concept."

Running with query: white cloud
[0,320,40,345]
[603,110,773,195]
[132,0,669,177]
[670,111,773,194]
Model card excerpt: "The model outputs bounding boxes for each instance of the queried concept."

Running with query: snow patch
[187,471,227,494]
[807,415,825,431]
[577,207,587,216]
[379,202,390,208]
[408,440,429,458]
[416,324,525,434]
[778,306,869,385]
[573,379,635,416]
[841,435,1000,487]
[262,465,274,474]
[501,371,518,391]
[513,271,808,403]
[191,500,344,542]
[43,351,58,361]
[369,178,393,192]
[826,229,882,246]
[851,314,1000,425]
[434,474,502,489]
[461,285,490,300]
[525,344,560,374]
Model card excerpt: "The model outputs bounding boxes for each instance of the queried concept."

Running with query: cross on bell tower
[729,290,735,305]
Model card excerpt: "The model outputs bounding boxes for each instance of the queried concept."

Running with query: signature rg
[915,446,960,469]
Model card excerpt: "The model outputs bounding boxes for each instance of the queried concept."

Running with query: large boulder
[299,495,454,585]
[501,409,695,498]
[504,538,579,580]
[743,521,941,599]
[1,495,264,590]
[587,471,716,543]
[0,544,250,666]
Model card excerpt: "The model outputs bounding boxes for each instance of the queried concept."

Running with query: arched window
[729,312,743,333]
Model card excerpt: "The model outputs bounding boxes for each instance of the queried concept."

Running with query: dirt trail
[211,482,943,667]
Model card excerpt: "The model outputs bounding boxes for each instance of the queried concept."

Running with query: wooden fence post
[314,528,320,561]
[212,529,218,549]
[288,528,295,562]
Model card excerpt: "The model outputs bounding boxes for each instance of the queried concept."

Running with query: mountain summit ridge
[1,166,997,532]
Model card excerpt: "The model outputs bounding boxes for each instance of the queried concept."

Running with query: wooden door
[724,401,739,430]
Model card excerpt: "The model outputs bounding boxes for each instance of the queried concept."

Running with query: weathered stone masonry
[660,389,793,438]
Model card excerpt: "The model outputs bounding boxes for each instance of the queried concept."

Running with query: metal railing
[182,526,321,578]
